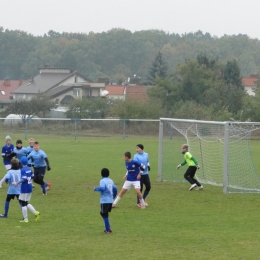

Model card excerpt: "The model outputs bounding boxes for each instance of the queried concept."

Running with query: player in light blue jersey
[133,144,151,207]
[14,157,40,223]
[94,168,117,234]
[26,138,35,168]
[112,151,146,209]
[14,139,29,162]
[0,135,16,188]
[27,141,51,195]
[0,158,21,218]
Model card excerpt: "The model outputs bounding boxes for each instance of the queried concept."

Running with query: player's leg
[36,167,47,195]
[133,181,145,208]
[185,167,198,190]
[136,175,144,206]
[112,186,128,207]
[0,194,13,218]
[142,175,151,205]
[189,167,203,190]
[20,200,29,222]
[100,203,112,234]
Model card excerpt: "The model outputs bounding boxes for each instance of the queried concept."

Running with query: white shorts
[19,193,32,202]
[5,165,11,170]
[122,180,141,190]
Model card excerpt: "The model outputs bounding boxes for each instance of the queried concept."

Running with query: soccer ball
[100,90,109,98]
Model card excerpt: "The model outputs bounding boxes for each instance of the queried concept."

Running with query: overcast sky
[1,0,260,39]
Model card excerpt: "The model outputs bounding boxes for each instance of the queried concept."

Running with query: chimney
[29,77,34,83]
[3,78,10,86]
[19,79,23,86]
[249,74,257,78]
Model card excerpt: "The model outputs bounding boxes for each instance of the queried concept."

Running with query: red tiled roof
[0,79,24,100]
[105,85,125,95]
[242,76,258,87]
[125,85,152,100]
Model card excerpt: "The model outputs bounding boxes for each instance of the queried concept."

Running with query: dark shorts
[100,203,112,214]
[6,194,19,201]
[34,166,46,177]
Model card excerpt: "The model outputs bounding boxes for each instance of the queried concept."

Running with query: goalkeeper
[176,144,203,191]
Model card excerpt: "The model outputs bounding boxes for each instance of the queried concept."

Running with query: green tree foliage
[147,51,168,84]
[66,97,109,119]
[223,60,243,89]
[3,95,55,119]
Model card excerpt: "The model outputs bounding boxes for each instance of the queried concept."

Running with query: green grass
[1,135,260,260]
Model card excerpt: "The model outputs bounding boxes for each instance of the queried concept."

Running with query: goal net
[158,118,260,193]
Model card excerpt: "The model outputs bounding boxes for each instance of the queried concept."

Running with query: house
[0,79,24,111]
[242,74,258,96]
[12,66,105,106]
[105,85,126,100]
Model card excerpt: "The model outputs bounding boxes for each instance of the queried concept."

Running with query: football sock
[4,201,9,216]
[103,217,110,231]
[113,196,121,205]
[41,183,46,194]
[22,206,28,220]
[140,198,145,207]
[27,204,36,214]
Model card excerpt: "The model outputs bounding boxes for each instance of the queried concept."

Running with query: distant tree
[223,60,243,89]
[3,95,55,121]
[147,51,168,84]
[196,52,218,69]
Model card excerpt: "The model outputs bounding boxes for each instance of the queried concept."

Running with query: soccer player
[14,157,40,223]
[176,144,203,191]
[94,168,117,234]
[112,151,146,209]
[27,141,51,195]
[133,144,151,207]
[26,138,35,168]
[0,158,21,218]
[14,139,29,162]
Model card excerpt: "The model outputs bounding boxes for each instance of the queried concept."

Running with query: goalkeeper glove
[176,164,182,169]
[196,165,200,169]
[147,166,150,171]
[47,166,51,171]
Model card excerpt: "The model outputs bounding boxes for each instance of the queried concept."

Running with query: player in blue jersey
[133,144,151,207]
[27,141,51,195]
[176,144,203,191]
[112,151,146,209]
[26,138,35,168]
[94,168,117,234]
[14,139,29,163]
[14,157,40,223]
[0,158,21,218]
[0,135,16,188]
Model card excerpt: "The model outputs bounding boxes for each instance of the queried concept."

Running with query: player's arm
[112,185,117,199]
[94,180,106,192]
[191,157,200,169]
[176,160,187,169]
[44,157,51,171]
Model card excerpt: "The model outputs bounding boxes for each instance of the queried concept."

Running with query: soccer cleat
[141,205,146,209]
[196,185,204,190]
[189,183,197,191]
[35,211,40,222]
[20,219,29,223]
[104,228,112,234]
[0,214,7,218]
[137,203,141,207]
[46,183,51,190]
[144,200,148,206]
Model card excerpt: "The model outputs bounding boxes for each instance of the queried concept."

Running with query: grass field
[1,135,260,260]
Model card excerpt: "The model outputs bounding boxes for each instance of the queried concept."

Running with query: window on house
[1,90,5,95]
[73,90,80,97]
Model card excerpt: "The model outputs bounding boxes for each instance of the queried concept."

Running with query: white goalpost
[158,118,260,193]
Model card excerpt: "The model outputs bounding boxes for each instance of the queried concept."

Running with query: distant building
[242,74,258,96]
[12,66,105,106]
[0,79,24,111]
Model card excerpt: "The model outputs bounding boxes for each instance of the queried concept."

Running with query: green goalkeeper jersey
[182,152,197,166]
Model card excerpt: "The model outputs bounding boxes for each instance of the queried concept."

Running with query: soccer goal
[158,118,260,193]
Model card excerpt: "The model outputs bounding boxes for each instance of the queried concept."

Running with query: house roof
[125,85,152,100]
[12,71,89,94]
[0,79,24,102]
[242,75,258,87]
[105,85,125,95]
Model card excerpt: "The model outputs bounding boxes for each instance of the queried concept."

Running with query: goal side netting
[158,118,260,193]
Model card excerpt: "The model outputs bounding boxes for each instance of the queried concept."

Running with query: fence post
[24,118,29,140]
[71,118,81,140]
